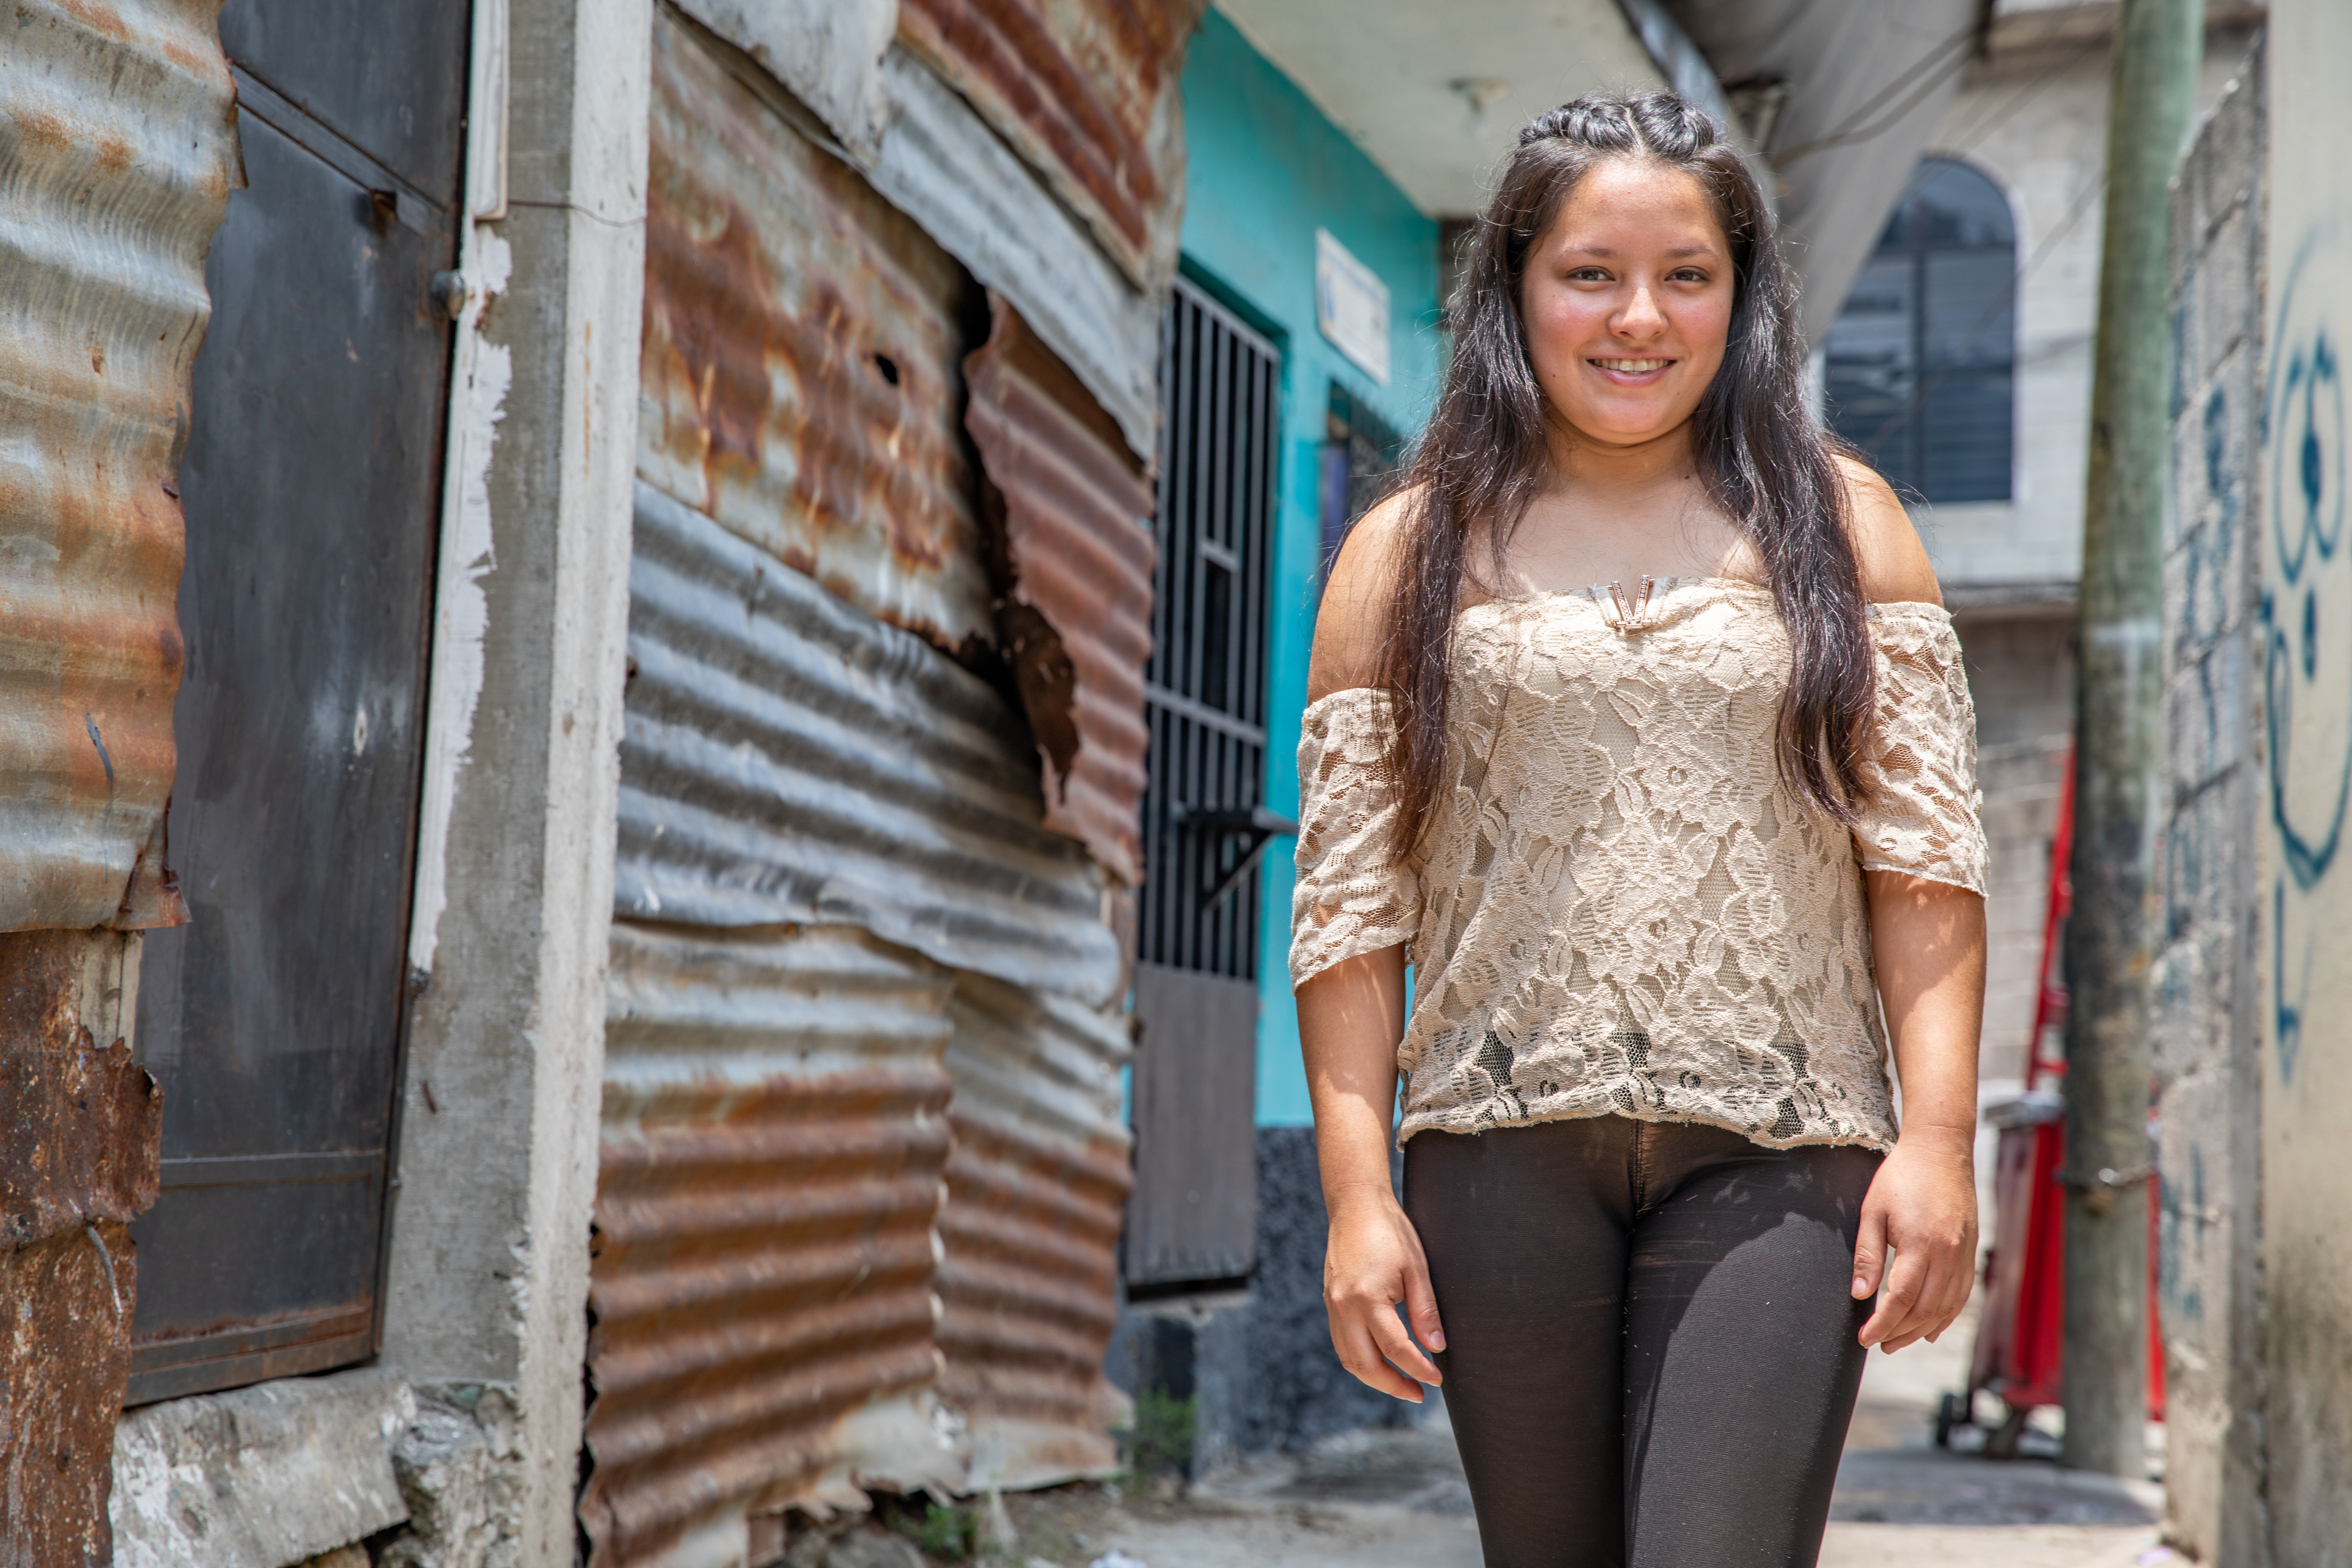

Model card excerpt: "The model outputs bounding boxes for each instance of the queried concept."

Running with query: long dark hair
[1377,92,1873,856]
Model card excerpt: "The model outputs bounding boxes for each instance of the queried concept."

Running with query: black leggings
[1404,1115,1882,1568]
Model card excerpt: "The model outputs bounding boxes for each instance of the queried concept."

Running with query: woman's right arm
[1300,946,1444,1399]
[1295,492,1444,1402]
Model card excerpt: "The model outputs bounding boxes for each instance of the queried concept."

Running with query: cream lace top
[1290,578,1986,1152]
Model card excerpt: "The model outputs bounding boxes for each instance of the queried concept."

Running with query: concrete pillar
[377,0,649,1561]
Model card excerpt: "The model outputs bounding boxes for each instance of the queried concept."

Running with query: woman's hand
[1324,1187,1445,1401]
[1852,1125,1978,1351]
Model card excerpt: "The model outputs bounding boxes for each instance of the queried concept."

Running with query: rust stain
[898,0,1206,290]
[936,972,1133,1489]
[582,922,962,1567]
[0,928,158,1554]
[0,1223,138,1567]
[0,0,233,932]
[0,930,161,1252]
[966,298,1156,884]
[935,1117,1129,1472]
[640,12,996,652]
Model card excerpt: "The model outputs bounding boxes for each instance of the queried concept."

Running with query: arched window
[1825,156,2017,504]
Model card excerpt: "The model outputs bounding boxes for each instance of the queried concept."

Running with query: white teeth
[1594,358,1669,372]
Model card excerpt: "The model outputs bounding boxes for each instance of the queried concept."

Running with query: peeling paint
[406,223,515,980]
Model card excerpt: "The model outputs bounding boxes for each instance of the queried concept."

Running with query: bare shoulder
[1308,486,1417,701]
[1834,455,1942,607]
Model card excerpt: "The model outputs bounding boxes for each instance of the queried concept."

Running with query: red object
[1961,749,2164,1436]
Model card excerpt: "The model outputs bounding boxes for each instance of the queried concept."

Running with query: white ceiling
[1215,0,1669,217]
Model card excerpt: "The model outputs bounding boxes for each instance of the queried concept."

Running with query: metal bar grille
[1140,280,1281,979]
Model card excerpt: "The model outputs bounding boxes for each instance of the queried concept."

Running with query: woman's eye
[1568,267,1611,282]
[1670,268,1709,284]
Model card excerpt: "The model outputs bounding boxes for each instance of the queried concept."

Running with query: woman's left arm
[1854,871,1987,1351]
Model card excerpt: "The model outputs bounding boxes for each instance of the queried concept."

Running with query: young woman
[1292,94,1988,1568]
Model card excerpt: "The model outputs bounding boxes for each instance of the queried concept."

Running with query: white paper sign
[1316,229,1391,385]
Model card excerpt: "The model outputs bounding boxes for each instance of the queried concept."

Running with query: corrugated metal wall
[0,0,233,1550]
[896,0,1206,292]
[584,920,960,1565]
[966,299,1156,886]
[584,8,1191,1559]
[619,481,1121,1004]
[0,0,233,932]
[937,973,1132,1490]
[640,17,995,656]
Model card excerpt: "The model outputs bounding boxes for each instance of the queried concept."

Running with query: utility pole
[2064,0,2204,1477]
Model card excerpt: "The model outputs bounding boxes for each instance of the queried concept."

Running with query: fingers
[1860,1247,1930,1349]
[1402,1254,1447,1354]
[1861,1235,1977,1351]
[1327,1303,1428,1401]
[1851,1201,1889,1306]
[1368,1298,1443,1387]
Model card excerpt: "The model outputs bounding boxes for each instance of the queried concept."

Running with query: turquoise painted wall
[1178,8,1443,1127]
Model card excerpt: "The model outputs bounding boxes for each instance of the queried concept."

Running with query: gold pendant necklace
[1598,575,1658,632]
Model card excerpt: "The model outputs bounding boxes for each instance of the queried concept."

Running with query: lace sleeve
[1290,687,1421,989]
[1852,607,1988,896]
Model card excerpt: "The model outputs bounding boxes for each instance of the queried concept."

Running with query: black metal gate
[125,0,471,1403]
[1127,278,1284,1289]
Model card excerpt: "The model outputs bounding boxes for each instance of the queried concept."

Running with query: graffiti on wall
[2264,226,2350,1084]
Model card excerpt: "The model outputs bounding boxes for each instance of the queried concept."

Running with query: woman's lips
[1588,356,1674,385]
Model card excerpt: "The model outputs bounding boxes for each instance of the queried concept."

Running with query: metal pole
[2063,0,2203,1478]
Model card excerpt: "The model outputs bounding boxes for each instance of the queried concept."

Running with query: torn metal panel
[643,12,996,653]
[0,930,159,1250]
[672,0,898,162]
[966,300,1156,886]
[583,920,961,1567]
[620,481,1124,1007]
[0,1,235,932]
[871,46,1161,463]
[896,0,1205,293]
[937,972,1132,1489]
[0,1222,136,1567]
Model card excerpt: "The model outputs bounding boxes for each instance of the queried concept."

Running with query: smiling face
[1518,158,1736,451]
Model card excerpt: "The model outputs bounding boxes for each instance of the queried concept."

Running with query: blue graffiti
[2264,230,2352,1085]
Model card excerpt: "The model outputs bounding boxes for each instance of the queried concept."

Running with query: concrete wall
[2255,1,2352,1558]
[375,0,648,1560]
[1177,5,1443,1130]
[2154,39,2266,1566]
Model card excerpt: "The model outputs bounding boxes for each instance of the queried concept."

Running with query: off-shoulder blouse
[1289,578,1986,1152]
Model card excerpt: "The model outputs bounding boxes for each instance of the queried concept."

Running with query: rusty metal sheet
[897,0,1205,293]
[937,972,1133,1489]
[870,47,1162,463]
[643,11,996,655]
[0,931,159,1251]
[0,0,235,934]
[621,480,1125,1007]
[0,927,156,1555]
[0,1222,136,1567]
[584,919,965,1568]
[670,0,897,163]
[965,299,1156,886]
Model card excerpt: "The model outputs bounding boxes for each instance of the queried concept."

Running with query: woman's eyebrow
[1556,241,1720,260]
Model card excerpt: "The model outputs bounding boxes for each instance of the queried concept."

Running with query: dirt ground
[992,1307,2170,1568]
[800,1304,2172,1568]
